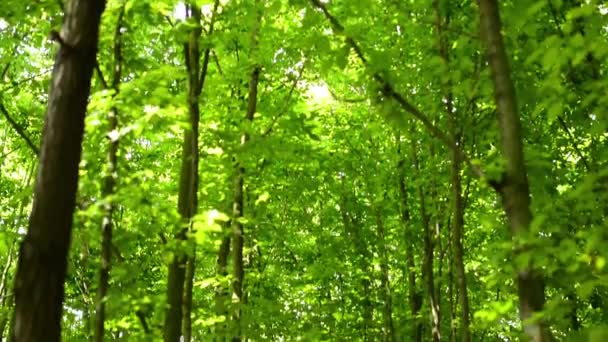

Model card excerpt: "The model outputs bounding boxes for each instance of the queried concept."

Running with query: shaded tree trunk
[164,3,203,341]
[412,141,441,342]
[374,210,396,342]
[433,1,471,340]
[182,253,195,342]
[94,6,125,342]
[231,2,262,340]
[338,195,373,341]
[478,1,552,341]
[214,227,231,341]
[10,1,107,341]
[397,137,423,342]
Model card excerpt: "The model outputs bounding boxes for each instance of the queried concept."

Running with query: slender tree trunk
[10,1,106,341]
[433,2,471,340]
[397,137,423,342]
[182,252,195,342]
[94,6,125,342]
[413,142,441,342]
[231,3,262,340]
[164,3,203,341]
[0,242,16,341]
[478,1,552,341]
[180,2,219,341]
[214,224,231,341]
[375,210,396,342]
[338,195,373,341]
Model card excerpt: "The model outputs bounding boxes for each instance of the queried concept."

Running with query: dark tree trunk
[432,2,472,340]
[164,3,203,341]
[397,139,423,342]
[338,195,373,341]
[413,142,441,342]
[214,227,231,341]
[478,1,552,341]
[10,1,106,341]
[231,3,262,340]
[94,6,125,342]
[182,253,195,342]
[375,211,396,342]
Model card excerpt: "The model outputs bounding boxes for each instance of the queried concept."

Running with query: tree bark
[433,2,471,340]
[397,138,423,342]
[182,252,195,342]
[338,195,373,341]
[412,141,441,342]
[94,6,125,342]
[374,210,396,342]
[214,226,231,341]
[231,3,262,340]
[10,1,106,341]
[478,1,552,341]
[164,3,203,341]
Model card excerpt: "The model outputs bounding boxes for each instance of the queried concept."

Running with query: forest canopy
[0,0,607,341]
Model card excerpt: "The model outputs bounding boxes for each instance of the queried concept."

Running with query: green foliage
[0,0,607,340]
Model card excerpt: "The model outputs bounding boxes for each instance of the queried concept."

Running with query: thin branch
[0,100,39,155]
[95,61,108,89]
[309,0,488,183]
[262,64,306,137]
[199,0,221,91]
[557,116,591,172]
[0,67,53,93]
[211,50,224,76]
[328,87,367,103]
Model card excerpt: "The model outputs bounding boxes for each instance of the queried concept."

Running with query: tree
[10,1,106,341]
[0,0,606,340]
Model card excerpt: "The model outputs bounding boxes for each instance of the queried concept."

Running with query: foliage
[0,0,607,340]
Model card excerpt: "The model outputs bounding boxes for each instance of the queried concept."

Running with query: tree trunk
[10,1,106,341]
[182,252,195,342]
[94,6,125,342]
[214,227,231,341]
[397,138,423,342]
[338,195,373,341]
[433,2,472,340]
[413,141,441,342]
[375,210,396,342]
[164,3,203,341]
[231,3,262,340]
[478,1,552,341]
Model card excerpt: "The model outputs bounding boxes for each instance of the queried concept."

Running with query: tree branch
[0,100,39,155]
[309,0,489,183]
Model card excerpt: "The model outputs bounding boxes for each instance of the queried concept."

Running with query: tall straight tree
[163,1,211,340]
[94,5,125,342]
[10,1,107,341]
[478,0,552,341]
[433,1,471,340]
[231,1,262,337]
[181,3,219,341]
[397,136,422,342]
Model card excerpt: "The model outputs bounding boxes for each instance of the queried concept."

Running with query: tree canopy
[0,0,607,341]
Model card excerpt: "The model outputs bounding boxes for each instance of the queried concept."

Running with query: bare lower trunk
[182,253,195,342]
[214,230,231,340]
[433,1,472,339]
[478,1,551,341]
[413,143,440,342]
[375,211,396,342]
[10,1,106,341]
[231,4,262,340]
[94,6,125,342]
[397,139,423,342]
